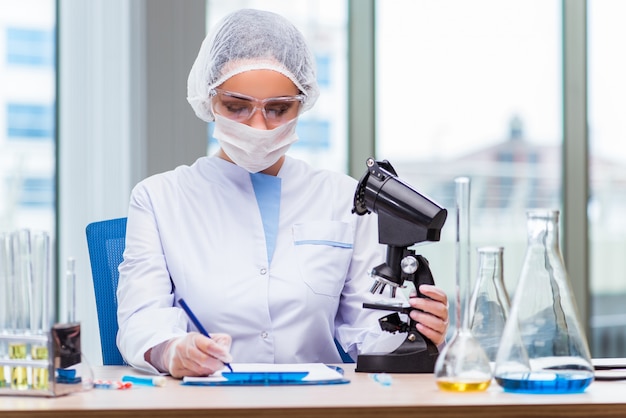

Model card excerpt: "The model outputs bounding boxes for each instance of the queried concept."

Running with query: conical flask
[434,177,492,392]
[468,246,510,364]
[494,209,594,394]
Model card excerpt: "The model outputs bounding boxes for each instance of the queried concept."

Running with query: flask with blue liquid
[493,210,594,394]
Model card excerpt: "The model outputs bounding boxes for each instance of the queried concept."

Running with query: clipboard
[181,363,350,386]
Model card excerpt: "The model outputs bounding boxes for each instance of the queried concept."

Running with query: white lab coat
[117,155,406,373]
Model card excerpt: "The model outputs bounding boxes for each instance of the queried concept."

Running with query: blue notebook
[182,363,349,386]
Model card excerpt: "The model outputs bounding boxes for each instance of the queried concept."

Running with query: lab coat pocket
[293,221,354,297]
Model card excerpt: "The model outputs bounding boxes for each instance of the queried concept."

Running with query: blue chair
[86,217,127,365]
[86,216,354,365]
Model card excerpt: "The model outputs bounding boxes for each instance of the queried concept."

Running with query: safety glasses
[211,88,304,127]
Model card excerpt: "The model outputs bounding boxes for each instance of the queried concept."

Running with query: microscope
[352,158,447,373]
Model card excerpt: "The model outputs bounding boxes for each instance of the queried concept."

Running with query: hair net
[187,8,320,123]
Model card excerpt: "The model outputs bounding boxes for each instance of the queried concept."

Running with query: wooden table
[1,365,625,418]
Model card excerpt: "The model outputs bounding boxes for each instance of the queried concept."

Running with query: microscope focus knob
[401,255,419,275]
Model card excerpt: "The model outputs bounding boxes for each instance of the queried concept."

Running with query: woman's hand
[407,284,449,346]
[157,332,232,378]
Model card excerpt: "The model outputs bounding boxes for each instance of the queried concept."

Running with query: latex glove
[153,332,232,378]
[408,284,449,346]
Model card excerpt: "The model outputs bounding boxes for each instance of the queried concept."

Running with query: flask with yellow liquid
[434,177,492,392]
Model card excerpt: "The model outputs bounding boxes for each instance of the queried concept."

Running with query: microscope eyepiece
[352,158,447,247]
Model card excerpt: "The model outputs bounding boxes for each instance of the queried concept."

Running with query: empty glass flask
[494,210,594,394]
[468,246,510,364]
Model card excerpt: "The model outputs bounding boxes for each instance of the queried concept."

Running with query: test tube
[2,233,17,335]
[66,257,76,323]
[10,229,32,390]
[455,177,471,330]
[13,229,32,332]
[31,232,51,390]
[0,233,13,388]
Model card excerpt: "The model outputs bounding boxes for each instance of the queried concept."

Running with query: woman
[116,8,449,378]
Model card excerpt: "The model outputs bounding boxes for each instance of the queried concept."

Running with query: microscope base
[355,339,439,373]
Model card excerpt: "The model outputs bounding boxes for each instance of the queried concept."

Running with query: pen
[178,298,234,372]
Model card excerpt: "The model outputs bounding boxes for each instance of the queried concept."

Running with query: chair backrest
[85,217,127,366]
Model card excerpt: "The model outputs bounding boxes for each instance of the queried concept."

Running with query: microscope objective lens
[370,282,382,294]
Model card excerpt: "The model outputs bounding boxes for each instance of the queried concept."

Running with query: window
[6,103,55,139]
[376,0,562,330]
[588,0,626,357]
[6,27,55,67]
[0,0,56,233]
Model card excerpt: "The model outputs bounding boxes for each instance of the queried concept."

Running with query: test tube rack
[0,323,87,397]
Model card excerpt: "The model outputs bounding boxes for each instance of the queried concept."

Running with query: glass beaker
[494,209,594,394]
[468,246,510,364]
[434,177,492,392]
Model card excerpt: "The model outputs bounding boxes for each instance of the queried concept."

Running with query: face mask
[212,114,299,173]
